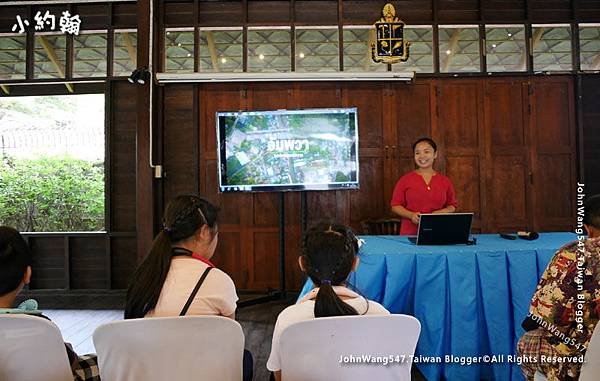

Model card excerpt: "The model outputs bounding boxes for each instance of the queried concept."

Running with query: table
[299,232,577,381]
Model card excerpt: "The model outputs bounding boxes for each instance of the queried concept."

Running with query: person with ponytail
[125,195,236,319]
[266,223,389,381]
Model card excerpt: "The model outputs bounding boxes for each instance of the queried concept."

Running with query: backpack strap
[180,266,213,316]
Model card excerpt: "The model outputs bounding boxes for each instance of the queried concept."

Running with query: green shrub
[0,155,104,232]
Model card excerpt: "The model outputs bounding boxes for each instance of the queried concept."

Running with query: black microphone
[517,231,539,240]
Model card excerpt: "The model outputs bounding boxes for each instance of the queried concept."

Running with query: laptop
[407,213,474,245]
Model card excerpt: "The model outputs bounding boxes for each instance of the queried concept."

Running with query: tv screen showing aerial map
[217,108,359,193]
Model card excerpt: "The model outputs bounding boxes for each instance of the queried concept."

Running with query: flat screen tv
[217,107,359,193]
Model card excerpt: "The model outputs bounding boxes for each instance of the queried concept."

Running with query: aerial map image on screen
[221,110,357,188]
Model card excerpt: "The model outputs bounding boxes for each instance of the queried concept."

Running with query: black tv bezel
[216,107,359,193]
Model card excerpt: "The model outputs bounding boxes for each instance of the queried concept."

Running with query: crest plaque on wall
[371,3,410,64]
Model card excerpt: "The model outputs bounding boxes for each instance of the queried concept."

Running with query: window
[113,30,138,77]
[532,24,572,71]
[295,27,339,72]
[439,25,480,72]
[247,27,291,73]
[34,32,66,79]
[0,34,26,80]
[393,25,434,73]
[579,23,600,71]
[485,25,526,72]
[0,95,105,232]
[74,31,108,78]
[198,28,243,73]
[342,26,386,72]
[164,28,194,73]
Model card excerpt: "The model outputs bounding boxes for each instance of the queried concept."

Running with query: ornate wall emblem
[371,3,410,64]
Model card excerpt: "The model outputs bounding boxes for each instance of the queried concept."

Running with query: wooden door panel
[533,81,572,151]
[535,154,574,222]
[251,232,280,289]
[345,83,383,150]
[393,82,432,150]
[437,82,479,150]
[29,237,65,289]
[111,82,137,232]
[111,237,137,289]
[531,78,576,232]
[71,236,107,289]
[349,157,385,230]
[211,232,246,289]
[486,81,526,149]
[483,79,531,232]
[446,156,481,229]
[489,156,529,231]
[163,85,196,200]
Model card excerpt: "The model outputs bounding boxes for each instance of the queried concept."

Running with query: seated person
[517,194,600,381]
[0,226,99,381]
[124,195,252,380]
[266,223,390,381]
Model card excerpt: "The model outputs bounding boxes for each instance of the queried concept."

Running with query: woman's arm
[392,205,420,225]
[432,205,456,214]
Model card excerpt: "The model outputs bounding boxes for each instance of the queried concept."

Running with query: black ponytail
[301,223,361,318]
[124,195,219,319]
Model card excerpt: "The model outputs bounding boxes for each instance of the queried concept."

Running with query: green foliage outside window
[0,155,104,232]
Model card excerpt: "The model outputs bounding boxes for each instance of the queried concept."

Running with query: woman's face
[413,141,438,170]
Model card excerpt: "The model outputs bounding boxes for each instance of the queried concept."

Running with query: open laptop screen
[412,213,474,245]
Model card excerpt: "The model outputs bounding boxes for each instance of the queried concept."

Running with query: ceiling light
[259,54,265,60]
[221,58,227,64]
[445,50,451,55]
[299,52,305,58]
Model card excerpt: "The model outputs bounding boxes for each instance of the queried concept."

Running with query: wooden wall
[160,75,577,291]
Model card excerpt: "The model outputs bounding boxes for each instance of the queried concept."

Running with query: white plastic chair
[533,323,600,381]
[93,316,244,381]
[279,314,421,381]
[0,314,73,381]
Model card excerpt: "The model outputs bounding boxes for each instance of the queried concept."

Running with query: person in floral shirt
[517,194,600,380]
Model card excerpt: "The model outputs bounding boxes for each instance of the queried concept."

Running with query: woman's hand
[411,212,421,225]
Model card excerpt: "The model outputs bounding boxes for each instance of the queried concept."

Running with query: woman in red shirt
[391,138,458,235]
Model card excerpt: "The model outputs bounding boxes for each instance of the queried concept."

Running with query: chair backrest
[279,314,421,381]
[93,316,244,381]
[361,219,402,235]
[0,314,73,381]
[579,323,600,381]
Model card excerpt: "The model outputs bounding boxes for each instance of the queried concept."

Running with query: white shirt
[266,286,389,371]
[145,257,238,318]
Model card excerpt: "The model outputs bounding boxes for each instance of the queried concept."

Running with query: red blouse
[390,171,458,235]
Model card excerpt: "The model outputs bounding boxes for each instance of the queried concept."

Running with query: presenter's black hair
[301,223,360,318]
[412,137,437,152]
[0,226,32,296]
[124,195,219,319]
[584,194,600,229]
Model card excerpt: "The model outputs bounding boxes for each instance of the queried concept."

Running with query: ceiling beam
[38,35,73,93]
[122,32,137,67]
[590,52,600,70]
[441,28,462,72]
[521,27,544,71]
[205,31,220,72]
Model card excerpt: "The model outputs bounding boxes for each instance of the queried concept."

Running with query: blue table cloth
[299,232,577,381]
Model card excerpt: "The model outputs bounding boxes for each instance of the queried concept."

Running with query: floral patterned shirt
[529,236,600,355]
